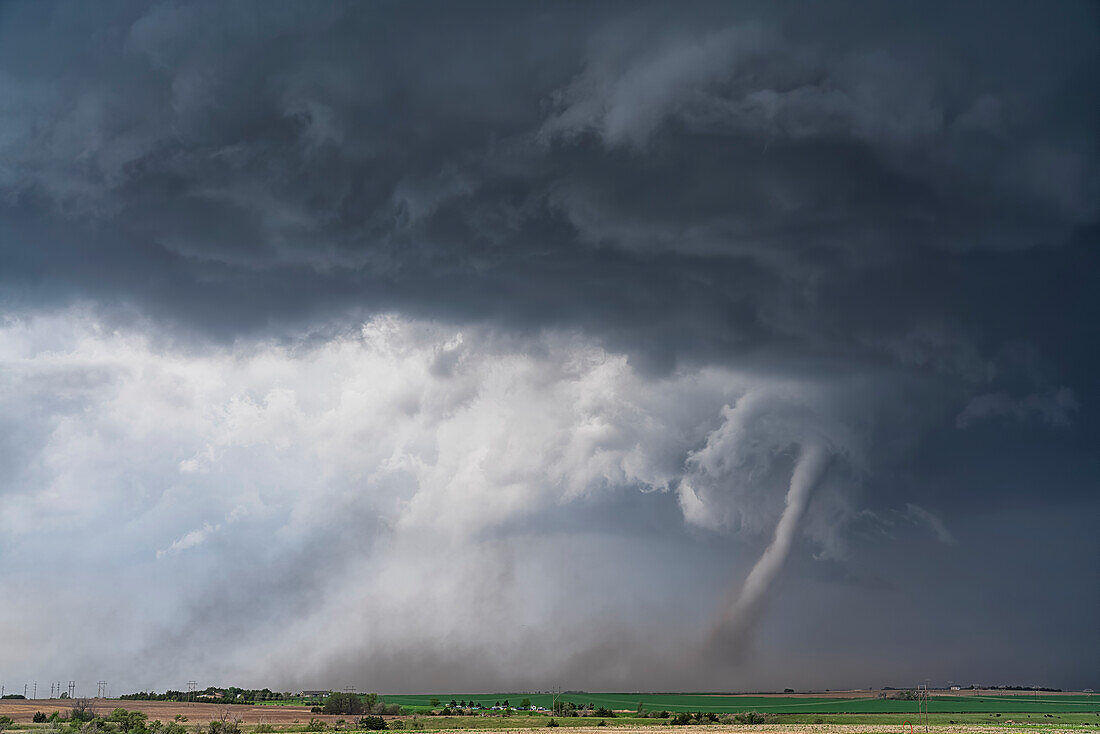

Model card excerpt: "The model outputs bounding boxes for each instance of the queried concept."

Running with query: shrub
[304,719,327,732]
[594,708,614,719]
[545,719,558,728]
[596,721,607,727]
[254,726,275,733]
[733,712,768,725]
[356,717,386,731]
[388,721,403,730]
[35,713,49,723]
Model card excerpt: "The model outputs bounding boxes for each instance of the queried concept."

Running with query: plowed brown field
[0,700,323,725]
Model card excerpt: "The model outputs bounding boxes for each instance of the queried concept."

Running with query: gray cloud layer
[0,0,1097,692]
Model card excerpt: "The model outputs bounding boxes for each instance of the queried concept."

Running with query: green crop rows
[373,693,1099,714]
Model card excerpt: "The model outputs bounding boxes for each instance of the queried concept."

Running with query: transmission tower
[916,683,930,732]
[97,681,107,699]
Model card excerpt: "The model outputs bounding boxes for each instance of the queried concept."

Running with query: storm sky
[1,0,1097,694]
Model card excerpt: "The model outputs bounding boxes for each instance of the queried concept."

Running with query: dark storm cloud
[1,0,1098,692]
[1,1,1095,364]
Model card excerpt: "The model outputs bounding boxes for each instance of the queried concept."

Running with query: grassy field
[2,700,1098,734]
[354,694,1100,715]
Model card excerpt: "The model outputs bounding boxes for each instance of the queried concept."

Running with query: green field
[371,694,1100,715]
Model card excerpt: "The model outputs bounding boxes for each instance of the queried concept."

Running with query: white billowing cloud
[156,521,221,558]
[679,385,865,534]
[0,309,889,688]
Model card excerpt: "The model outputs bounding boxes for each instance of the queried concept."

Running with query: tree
[70,699,95,723]
[552,701,576,717]
[429,699,440,709]
[357,716,386,731]
[520,699,531,710]
[323,693,363,716]
[110,707,150,734]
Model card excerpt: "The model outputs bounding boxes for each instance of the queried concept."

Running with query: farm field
[315,694,1100,715]
[0,700,323,725]
[2,695,1096,733]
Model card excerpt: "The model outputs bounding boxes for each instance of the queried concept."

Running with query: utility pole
[34,681,37,699]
